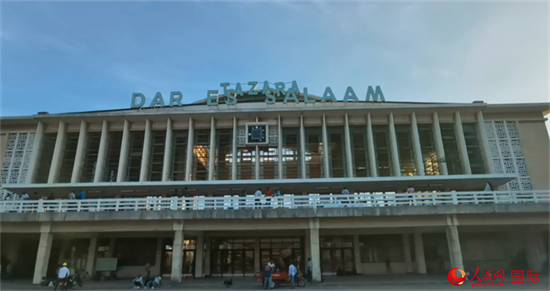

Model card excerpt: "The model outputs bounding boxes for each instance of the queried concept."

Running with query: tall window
[359,235,404,263]
[439,124,463,174]
[236,148,255,180]
[281,128,301,179]
[35,133,57,183]
[170,130,188,181]
[462,124,485,174]
[191,130,210,181]
[417,125,440,175]
[395,125,417,176]
[126,131,145,182]
[149,131,166,181]
[58,133,79,183]
[103,131,123,182]
[327,127,346,178]
[350,126,370,177]
[373,125,392,177]
[215,129,232,180]
[304,127,324,178]
[80,132,101,182]
[259,146,278,179]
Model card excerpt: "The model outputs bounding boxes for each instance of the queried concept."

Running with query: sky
[1,1,548,122]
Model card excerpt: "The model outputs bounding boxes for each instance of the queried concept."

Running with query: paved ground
[1,275,549,290]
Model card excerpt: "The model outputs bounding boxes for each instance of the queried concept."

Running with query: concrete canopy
[3,174,516,197]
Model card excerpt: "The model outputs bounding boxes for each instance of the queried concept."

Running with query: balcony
[0,191,548,214]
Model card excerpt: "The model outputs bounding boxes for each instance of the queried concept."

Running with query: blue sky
[1,1,548,117]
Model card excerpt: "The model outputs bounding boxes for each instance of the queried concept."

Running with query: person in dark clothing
[263,262,273,290]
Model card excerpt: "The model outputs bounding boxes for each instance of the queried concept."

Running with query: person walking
[306,258,312,283]
[263,262,273,290]
[288,262,297,289]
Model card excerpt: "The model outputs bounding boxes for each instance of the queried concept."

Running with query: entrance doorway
[210,238,255,276]
[319,236,355,275]
[161,239,196,275]
[260,237,304,272]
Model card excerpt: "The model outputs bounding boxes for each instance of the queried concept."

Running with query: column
[232,117,238,180]
[208,117,216,180]
[204,237,212,276]
[476,111,493,174]
[432,112,448,175]
[366,113,377,177]
[47,121,67,183]
[85,237,98,275]
[27,121,45,183]
[162,118,173,181]
[277,115,283,179]
[402,234,413,273]
[254,237,260,272]
[33,223,53,284]
[321,115,330,178]
[255,147,260,179]
[94,120,109,183]
[353,235,362,274]
[116,119,131,182]
[446,215,464,270]
[388,113,401,176]
[309,218,321,283]
[299,115,306,178]
[525,232,546,271]
[139,119,152,182]
[171,221,184,282]
[454,112,471,174]
[414,232,427,274]
[344,114,354,177]
[411,113,425,176]
[185,118,194,181]
[195,234,204,278]
[71,121,88,183]
[154,237,163,275]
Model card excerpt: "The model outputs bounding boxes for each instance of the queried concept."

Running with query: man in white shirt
[254,188,262,209]
[68,191,76,200]
[54,262,70,291]
[21,192,29,200]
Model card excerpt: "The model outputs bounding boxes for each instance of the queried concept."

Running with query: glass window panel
[462,124,486,174]
[439,124,463,174]
[373,125,392,176]
[417,125,440,175]
[395,125,417,176]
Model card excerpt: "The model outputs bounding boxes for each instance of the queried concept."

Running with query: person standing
[68,191,76,200]
[306,258,312,283]
[21,192,29,200]
[406,185,415,205]
[288,262,297,289]
[254,188,262,209]
[263,262,273,290]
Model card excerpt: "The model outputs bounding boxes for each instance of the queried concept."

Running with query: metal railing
[0,191,548,213]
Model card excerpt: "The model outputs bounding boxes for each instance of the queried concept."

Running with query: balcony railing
[0,191,548,214]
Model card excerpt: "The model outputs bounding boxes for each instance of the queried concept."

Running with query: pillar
[454,112,471,174]
[195,234,204,278]
[476,111,493,174]
[525,232,546,271]
[232,117,238,180]
[94,121,109,183]
[277,115,283,179]
[154,237,163,275]
[446,215,464,270]
[411,112,425,176]
[70,121,88,183]
[204,238,212,276]
[388,113,401,177]
[47,121,67,183]
[208,117,216,180]
[162,118,173,181]
[85,237,98,275]
[344,114,354,177]
[321,115,330,178]
[254,237,260,272]
[414,232,427,274]
[139,119,152,182]
[432,112,448,175]
[403,234,413,273]
[185,118,194,181]
[366,113,377,177]
[171,221,184,282]
[353,235,362,274]
[309,218,321,283]
[33,223,53,284]
[27,121,45,183]
[299,115,306,178]
[116,120,131,182]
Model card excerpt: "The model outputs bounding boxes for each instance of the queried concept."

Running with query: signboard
[95,258,118,271]
[131,81,385,109]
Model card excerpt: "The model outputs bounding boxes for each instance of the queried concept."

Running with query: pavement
[1,275,549,291]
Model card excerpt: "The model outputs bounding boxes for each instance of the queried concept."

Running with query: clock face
[247,124,268,144]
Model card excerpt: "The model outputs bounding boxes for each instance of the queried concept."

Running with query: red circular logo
[447,268,466,286]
